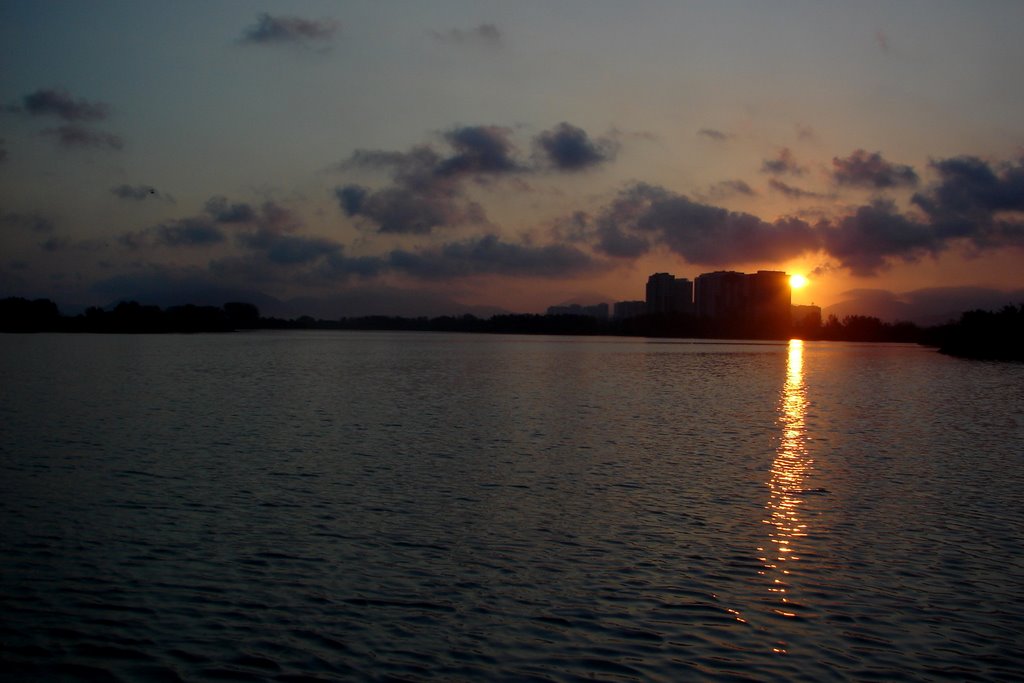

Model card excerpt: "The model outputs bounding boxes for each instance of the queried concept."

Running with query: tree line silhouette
[1,296,1021,361]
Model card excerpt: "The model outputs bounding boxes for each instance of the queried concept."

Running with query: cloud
[120,197,302,251]
[912,156,1024,228]
[240,13,339,46]
[832,149,918,188]
[587,183,820,264]
[388,234,598,279]
[821,199,938,275]
[437,125,522,176]
[698,128,731,142]
[768,178,827,199]
[154,218,226,247]
[43,124,122,150]
[431,23,502,46]
[16,88,109,121]
[760,147,806,175]
[814,156,1024,275]
[204,196,258,224]
[335,125,521,234]
[237,230,341,265]
[335,183,484,235]
[535,122,616,171]
[111,184,173,202]
[707,180,756,199]
[0,139,6,163]
[1,210,55,234]
[336,123,615,233]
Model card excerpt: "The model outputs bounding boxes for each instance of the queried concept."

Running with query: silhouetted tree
[0,297,61,332]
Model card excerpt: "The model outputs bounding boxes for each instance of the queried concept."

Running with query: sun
[789,274,808,290]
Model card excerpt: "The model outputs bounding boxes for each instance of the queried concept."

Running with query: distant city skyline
[2,2,1023,322]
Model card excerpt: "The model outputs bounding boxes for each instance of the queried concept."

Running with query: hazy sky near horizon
[2,1,1023,315]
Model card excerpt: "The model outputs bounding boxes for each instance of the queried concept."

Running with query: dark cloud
[43,124,122,150]
[40,236,68,252]
[204,196,257,224]
[17,88,109,122]
[1,210,55,234]
[437,125,521,176]
[0,139,6,163]
[388,234,598,279]
[431,23,502,46]
[535,122,615,171]
[335,183,483,234]
[698,128,731,142]
[337,123,612,233]
[708,179,756,199]
[240,13,338,46]
[550,210,591,243]
[832,149,918,188]
[119,198,301,251]
[912,156,1024,228]
[768,178,827,199]
[112,184,158,200]
[760,147,805,175]
[812,156,1024,274]
[154,218,226,248]
[237,231,341,265]
[589,183,820,264]
[112,184,173,202]
[335,126,518,234]
[821,199,938,275]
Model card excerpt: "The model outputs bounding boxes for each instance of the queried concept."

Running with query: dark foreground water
[1,331,1022,682]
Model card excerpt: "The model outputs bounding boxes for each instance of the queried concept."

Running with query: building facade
[695,269,792,337]
[645,273,694,315]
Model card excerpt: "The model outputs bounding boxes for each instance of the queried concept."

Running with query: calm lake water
[1,331,1022,682]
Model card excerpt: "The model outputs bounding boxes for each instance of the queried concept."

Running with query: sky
[2,1,1023,321]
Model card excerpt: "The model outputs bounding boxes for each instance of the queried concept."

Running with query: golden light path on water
[759,339,812,653]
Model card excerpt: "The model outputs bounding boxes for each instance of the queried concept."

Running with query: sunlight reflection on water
[759,339,813,645]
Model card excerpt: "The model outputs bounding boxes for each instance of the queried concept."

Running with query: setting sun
[789,274,809,290]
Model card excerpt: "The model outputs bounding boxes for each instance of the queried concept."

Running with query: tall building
[694,271,747,319]
[645,273,693,314]
[746,270,791,337]
[695,269,792,337]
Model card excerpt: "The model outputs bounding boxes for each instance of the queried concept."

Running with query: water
[1,331,1022,681]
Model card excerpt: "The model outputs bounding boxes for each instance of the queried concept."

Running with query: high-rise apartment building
[695,269,791,337]
[645,273,694,315]
[694,271,748,319]
[746,270,791,337]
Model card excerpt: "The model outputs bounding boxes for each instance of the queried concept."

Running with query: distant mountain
[825,286,1024,325]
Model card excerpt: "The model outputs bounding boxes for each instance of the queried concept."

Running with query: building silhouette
[613,300,647,320]
[549,269,803,337]
[695,269,792,337]
[694,271,748,320]
[645,273,694,315]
